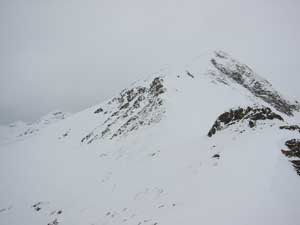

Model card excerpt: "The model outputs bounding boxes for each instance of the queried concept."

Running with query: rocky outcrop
[210,51,299,116]
[208,106,283,137]
[279,125,300,133]
[82,77,166,143]
[281,139,300,176]
[94,107,103,114]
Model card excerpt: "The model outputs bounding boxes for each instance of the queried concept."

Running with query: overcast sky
[1,0,300,124]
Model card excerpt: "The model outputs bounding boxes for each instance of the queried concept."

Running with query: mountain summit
[0,51,299,225]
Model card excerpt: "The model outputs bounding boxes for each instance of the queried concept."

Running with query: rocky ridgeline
[208,106,283,137]
[210,50,299,116]
[81,77,166,143]
[281,139,300,176]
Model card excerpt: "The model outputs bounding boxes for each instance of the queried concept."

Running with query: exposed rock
[281,149,300,158]
[82,77,166,143]
[208,106,283,137]
[19,128,39,137]
[279,125,300,133]
[281,139,300,176]
[285,139,300,153]
[0,206,12,214]
[186,70,194,78]
[212,154,220,159]
[48,218,59,225]
[248,120,256,128]
[211,51,299,116]
[32,201,51,212]
[290,160,300,176]
[149,77,165,96]
[94,108,103,114]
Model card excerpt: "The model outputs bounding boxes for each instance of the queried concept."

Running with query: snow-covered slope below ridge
[0,111,71,144]
[0,50,300,225]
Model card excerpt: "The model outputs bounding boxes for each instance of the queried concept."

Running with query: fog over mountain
[1,2,300,224]
[1,0,300,124]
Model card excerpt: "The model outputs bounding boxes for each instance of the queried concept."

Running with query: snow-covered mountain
[0,111,71,144]
[0,50,299,225]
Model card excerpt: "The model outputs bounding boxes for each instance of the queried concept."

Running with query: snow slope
[0,51,299,225]
[0,111,71,144]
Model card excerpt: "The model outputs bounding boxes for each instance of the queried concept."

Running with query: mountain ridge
[0,50,299,225]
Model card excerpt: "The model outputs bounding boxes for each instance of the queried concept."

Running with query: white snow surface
[0,111,71,145]
[0,51,299,225]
